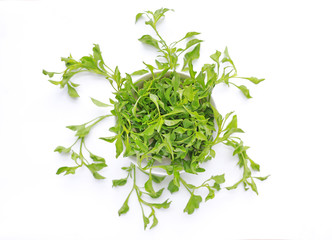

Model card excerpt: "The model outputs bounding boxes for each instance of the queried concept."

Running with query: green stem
[89,114,112,127]
[135,186,145,217]
[104,64,114,74]
[79,138,85,166]
[82,138,92,155]
[83,114,111,126]
[69,137,80,149]
[180,177,193,194]
[152,25,173,68]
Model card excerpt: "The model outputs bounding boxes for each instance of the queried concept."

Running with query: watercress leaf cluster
[46,7,268,229]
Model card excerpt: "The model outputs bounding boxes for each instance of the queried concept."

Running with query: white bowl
[127,71,216,176]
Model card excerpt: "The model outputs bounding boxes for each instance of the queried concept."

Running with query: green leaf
[212,182,221,191]
[43,69,57,78]
[163,133,173,159]
[182,119,193,128]
[75,126,92,138]
[48,80,61,85]
[61,55,78,67]
[183,85,195,101]
[247,178,258,195]
[183,44,201,70]
[220,128,244,141]
[185,39,203,49]
[133,137,149,152]
[113,178,128,187]
[173,127,186,134]
[155,59,169,69]
[226,180,242,190]
[149,199,171,209]
[205,188,215,201]
[196,132,207,141]
[92,44,105,68]
[115,135,123,158]
[150,214,158,229]
[90,97,111,107]
[164,119,182,126]
[56,166,77,175]
[144,177,155,194]
[165,107,185,116]
[132,69,148,75]
[67,84,79,98]
[210,149,216,158]
[240,77,265,84]
[135,12,144,23]
[172,72,180,92]
[196,167,205,172]
[90,153,105,163]
[132,96,141,118]
[143,62,155,75]
[61,71,79,88]
[210,50,221,63]
[54,146,70,153]
[184,106,205,121]
[173,171,180,186]
[232,143,249,156]
[66,124,84,131]
[92,172,106,179]
[145,18,154,28]
[184,194,202,214]
[118,198,129,216]
[183,32,200,39]
[152,8,173,24]
[56,167,69,175]
[86,163,107,172]
[143,215,150,230]
[250,159,260,171]
[71,151,79,161]
[123,140,133,157]
[138,35,160,49]
[211,174,225,184]
[149,93,160,112]
[148,188,164,199]
[156,118,164,132]
[69,82,80,88]
[222,46,236,71]
[167,179,179,193]
[141,124,155,136]
[113,66,121,86]
[233,84,252,99]
[225,115,238,130]
[254,175,270,181]
[188,61,197,80]
[151,174,166,183]
[100,136,117,143]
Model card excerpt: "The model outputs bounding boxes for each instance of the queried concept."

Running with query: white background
[1,0,332,239]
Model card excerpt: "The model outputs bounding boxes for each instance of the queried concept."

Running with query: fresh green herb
[54,114,111,179]
[45,7,268,229]
[114,164,170,229]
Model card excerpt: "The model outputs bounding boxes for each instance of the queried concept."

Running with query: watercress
[44,8,269,229]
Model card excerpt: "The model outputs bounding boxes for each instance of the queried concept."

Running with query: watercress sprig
[113,164,170,230]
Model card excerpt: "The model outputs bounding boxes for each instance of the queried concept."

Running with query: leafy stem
[54,114,111,179]
[114,164,169,229]
[178,174,225,214]
[180,177,192,193]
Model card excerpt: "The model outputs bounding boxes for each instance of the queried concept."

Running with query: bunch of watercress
[44,8,269,229]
